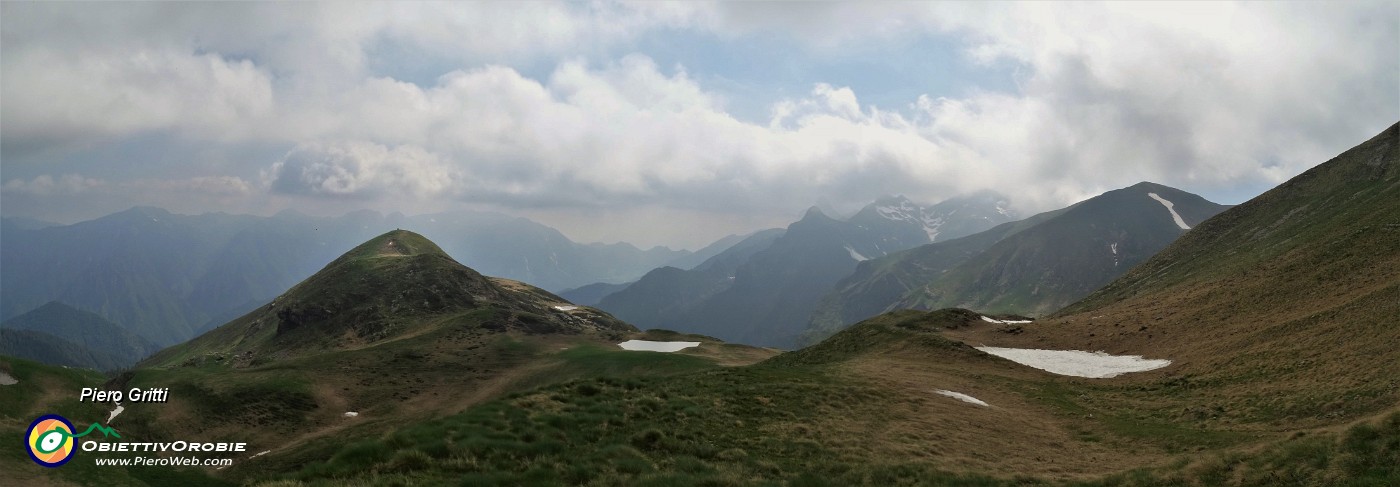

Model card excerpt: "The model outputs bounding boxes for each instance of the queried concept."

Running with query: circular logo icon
[26,414,76,468]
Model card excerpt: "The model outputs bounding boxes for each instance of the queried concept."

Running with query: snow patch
[981,316,1033,325]
[975,347,1172,378]
[875,199,919,222]
[249,450,271,460]
[1110,242,1118,255]
[343,411,359,417]
[921,215,945,242]
[552,305,579,311]
[996,201,1013,217]
[0,371,16,385]
[618,340,701,352]
[1148,193,1191,230]
[845,245,869,261]
[874,199,944,242]
[935,389,989,407]
[108,403,124,423]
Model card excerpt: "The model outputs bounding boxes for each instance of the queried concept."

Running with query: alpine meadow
[2,2,1397,486]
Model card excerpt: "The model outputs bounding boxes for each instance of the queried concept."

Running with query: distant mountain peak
[802,206,833,220]
[1122,181,1184,194]
[872,194,914,205]
[111,206,173,220]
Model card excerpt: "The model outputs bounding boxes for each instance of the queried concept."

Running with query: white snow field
[552,305,579,311]
[935,389,989,407]
[1147,193,1191,230]
[618,340,701,352]
[975,347,1172,378]
[343,411,359,417]
[980,316,1033,324]
[0,371,16,385]
[845,245,869,261]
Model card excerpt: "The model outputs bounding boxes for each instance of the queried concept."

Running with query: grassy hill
[259,306,1396,485]
[1,230,776,486]
[1,301,160,368]
[1010,122,1400,428]
[234,124,1398,486]
[5,123,1395,486]
[0,329,131,372]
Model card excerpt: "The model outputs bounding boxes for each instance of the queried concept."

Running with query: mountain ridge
[806,181,1228,343]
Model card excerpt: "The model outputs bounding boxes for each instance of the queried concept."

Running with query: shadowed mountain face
[0,301,160,370]
[594,228,785,331]
[805,182,1229,343]
[558,282,634,306]
[595,193,1018,348]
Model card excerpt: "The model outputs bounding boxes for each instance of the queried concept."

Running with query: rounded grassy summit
[144,229,636,367]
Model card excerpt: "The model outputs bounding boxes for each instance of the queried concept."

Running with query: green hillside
[806,208,1067,344]
[238,124,1399,486]
[2,301,160,367]
[807,183,1227,345]
[0,329,129,371]
[4,230,775,486]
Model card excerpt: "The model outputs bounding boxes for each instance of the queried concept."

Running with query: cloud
[1,1,1396,245]
[2,174,252,196]
[266,141,458,198]
[1,46,275,150]
[1,174,106,195]
[269,56,970,211]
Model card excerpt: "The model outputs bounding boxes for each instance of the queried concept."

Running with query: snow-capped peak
[871,197,948,242]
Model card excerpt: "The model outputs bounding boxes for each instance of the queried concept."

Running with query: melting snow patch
[0,371,16,385]
[552,305,579,311]
[981,316,1033,325]
[1147,193,1191,230]
[921,215,945,242]
[108,403,124,423]
[935,389,989,407]
[343,411,359,417]
[845,245,869,261]
[976,347,1171,378]
[996,202,1013,217]
[618,340,701,352]
[249,450,271,460]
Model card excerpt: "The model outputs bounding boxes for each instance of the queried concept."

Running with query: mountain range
[806,181,1230,343]
[0,208,715,346]
[240,122,1393,487]
[595,192,1019,348]
[1,123,1395,486]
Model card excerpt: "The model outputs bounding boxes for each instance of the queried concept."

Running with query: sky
[1,1,1396,249]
